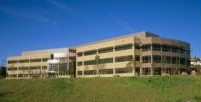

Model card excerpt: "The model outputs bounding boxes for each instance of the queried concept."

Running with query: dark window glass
[77,71,82,75]
[142,56,151,63]
[42,66,47,69]
[30,58,41,62]
[77,52,83,57]
[180,48,185,54]
[84,50,97,56]
[135,55,140,61]
[172,46,180,53]
[99,69,113,74]
[77,61,83,66]
[8,60,18,64]
[51,54,54,59]
[152,43,161,51]
[42,58,49,62]
[180,57,186,65]
[18,67,29,70]
[172,56,180,64]
[115,43,132,51]
[30,66,41,70]
[115,55,133,62]
[19,59,29,63]
[162,44,171,52]
[98,47,113,54]
[142,68,151,75]
[115,68,132,73]
[84,60,96,65]
[100,58,113,64]
[153,55,161,63]
[84,70,97,75]
[134,44,141,50]
[142,44,151,51]
[8,67,17,71]
[161,56,171,63]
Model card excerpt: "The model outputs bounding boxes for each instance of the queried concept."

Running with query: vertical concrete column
[150,44,153,76]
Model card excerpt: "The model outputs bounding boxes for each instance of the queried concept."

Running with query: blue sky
[0,0,201,65]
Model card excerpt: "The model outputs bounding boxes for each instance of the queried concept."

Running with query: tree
[0,66,6,78]
[126,58,136,75]
[94,55,105,76]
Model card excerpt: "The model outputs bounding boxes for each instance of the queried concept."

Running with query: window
[42,58,49,62]
[8,67,17,71]
[180,57,186,65]
[8,60,18,64]
[19,59,29,63]
[153,55,161,63]
[98,47,113,54]
[84,50,97,56]
[84,60,96,65]
[77,61,83,66]
[42,66,47,69]
[161,56,171,63]
[115,68,132,73]
[115,43,132,51]
[100,58,113,64]
[99,69,113,74]
[115,55,133,62]
[84,70,97,75]
[142,44,151,51]
[152,43,161,51]
[134,44,140,50]
[18,67,29,70]
[135,55,140,61]
[172,56,180,64]
[180,48,185,54]
[142,56,151,63]
[77,71,82,75]
[172,46,180,53]
[77,52,83,57]
[30,66,41,70]
[30,58,41,62]
[142,68,151,75]
[162,44,171,52]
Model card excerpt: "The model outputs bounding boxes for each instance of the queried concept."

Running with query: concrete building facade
[7,48,76,78]
[76,32,190,77]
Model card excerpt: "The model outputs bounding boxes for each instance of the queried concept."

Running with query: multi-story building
[76,31,190,77]
[7,48,76,78]
[7,31,191,78]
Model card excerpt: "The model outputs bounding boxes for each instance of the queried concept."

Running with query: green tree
[94,55,105,76]
[126,57,136,75]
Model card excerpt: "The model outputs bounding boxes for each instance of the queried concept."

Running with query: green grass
[0,76,201,102]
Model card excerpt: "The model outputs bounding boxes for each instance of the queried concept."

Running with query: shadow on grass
[0,91,13,97]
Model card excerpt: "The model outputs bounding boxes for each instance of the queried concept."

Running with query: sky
[0,0,201,66]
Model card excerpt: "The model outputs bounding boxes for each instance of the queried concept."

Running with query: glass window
[84,60,96,65]
[84,50,97,56]
[152,43,161,51]
[98,47,113,54]
[115,68,132,74]
[135,55,140,61]
[77,52,83,57]
[115,55,133,62]
[162,44,171,52]
[142,44,151,51]
[84,70,97,75]
[99,69,113,74]
[142,56,151,63]
[77,71,82,75]
[100,58,113,64]
[153,55,161,63]
[8,60,18,64]
[77,61,83,66]
[115,43,132,51]
[19,59,29,63]
[30,58,41,62]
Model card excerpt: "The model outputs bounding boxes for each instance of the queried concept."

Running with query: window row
[8,58,50,64]
[77,67,133,75]
[77,55,140,66]
[7,66,47,71]
[142,55,190,65]
[142,44,190,54]
[77,43,135,56]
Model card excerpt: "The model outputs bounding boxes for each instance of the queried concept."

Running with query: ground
[0,76,201,102]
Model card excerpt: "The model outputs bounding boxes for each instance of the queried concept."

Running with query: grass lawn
[0,76,201,102]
